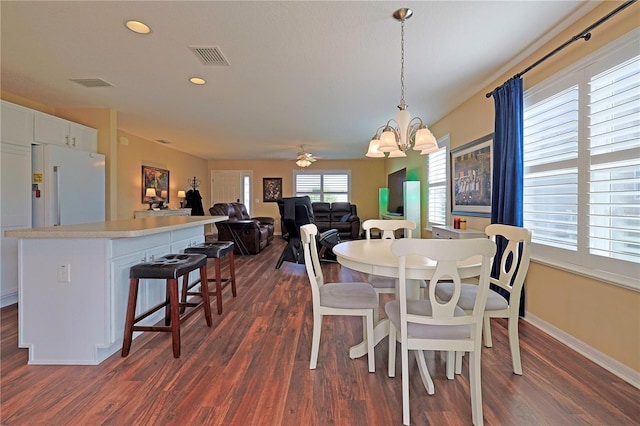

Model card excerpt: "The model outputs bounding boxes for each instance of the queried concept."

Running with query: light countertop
[5,215,228,239]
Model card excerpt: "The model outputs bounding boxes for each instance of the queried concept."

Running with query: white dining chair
[436,224,532,375]
[362,219,425,300]
[386,238,496,426]
[300,223,378,373]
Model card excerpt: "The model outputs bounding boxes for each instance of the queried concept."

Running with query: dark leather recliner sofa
[311,202,360,240]
[209,202,274,254]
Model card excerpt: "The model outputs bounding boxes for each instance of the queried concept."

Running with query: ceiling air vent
[69,78,113,88]
[189,46,230,66]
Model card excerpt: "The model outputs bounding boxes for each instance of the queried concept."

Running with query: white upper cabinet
[33,111,97,152]
[1,101,33,146]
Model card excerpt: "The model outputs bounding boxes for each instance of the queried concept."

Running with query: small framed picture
[142,165,170,204]
[450,134,493,217]
[263,177,282,202]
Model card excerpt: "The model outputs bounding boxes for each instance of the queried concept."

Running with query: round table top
[333,238,482,280]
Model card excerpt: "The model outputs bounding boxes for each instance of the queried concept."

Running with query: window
[294,170,350,202]
[523,30,639,288]
[427,134,449,228]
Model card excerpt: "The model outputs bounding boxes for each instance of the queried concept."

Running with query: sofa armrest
[216,219,259,231]
[252,216,275,225]
[338,213,359,223]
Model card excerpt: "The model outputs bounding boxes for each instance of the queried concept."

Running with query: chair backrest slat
[363,219,416,240]
[485,224,532,302]
[392,238,496,329]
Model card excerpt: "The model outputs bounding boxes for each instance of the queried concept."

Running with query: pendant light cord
[399,17,406,109]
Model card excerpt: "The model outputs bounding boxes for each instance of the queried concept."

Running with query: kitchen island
[5,215,227,365]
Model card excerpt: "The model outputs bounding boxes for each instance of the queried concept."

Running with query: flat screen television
[387,168,406,215]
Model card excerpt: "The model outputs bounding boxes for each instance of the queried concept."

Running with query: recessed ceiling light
[156,139,171,145]
[189,77,206,85]
[124,20,151,34]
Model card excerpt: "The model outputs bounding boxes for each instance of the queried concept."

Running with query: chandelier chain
[400,18,405,106]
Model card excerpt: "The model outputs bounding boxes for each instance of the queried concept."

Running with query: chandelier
[366,8,438,158]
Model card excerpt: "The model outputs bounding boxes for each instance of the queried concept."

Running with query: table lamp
[177,190,186,208]
[145,188,157,210]
[157,190,168,209]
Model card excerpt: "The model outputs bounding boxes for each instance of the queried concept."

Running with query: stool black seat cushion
[185,241,234,258]
[129,253,207,279]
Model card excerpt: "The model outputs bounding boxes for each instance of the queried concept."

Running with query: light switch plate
[57,264,70,283]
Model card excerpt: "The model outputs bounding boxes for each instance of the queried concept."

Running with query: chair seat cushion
[385,299,471,339]
[368,275,427,289]
[185,241,234,258]
[434,282,509,311]
[130,253,207,279]
[320,282,378,309]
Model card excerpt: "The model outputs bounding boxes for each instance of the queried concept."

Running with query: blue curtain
[491,77,525,316]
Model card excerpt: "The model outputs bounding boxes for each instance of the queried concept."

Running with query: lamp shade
[366,139,385,158]
[415,130,439,154]
[388,149,407,158]
[378,127,398,152]
[177,190,186,198]
[145,188,156,197]
[160,190,168,198]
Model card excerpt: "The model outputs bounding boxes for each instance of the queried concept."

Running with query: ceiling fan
[295,145,317,168]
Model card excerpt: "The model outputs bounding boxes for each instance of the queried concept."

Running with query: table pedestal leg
[348,279,421,359]
[349,319,389,359]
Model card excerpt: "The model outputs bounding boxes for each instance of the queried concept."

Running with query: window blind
[428,146,447,226]
[587,55,640,263]
[524,85,579,250]
[295,171,350,202]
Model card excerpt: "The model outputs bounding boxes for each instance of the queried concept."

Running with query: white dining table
[333,238,483,359]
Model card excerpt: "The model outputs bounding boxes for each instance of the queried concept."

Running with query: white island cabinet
[5,215,227,365]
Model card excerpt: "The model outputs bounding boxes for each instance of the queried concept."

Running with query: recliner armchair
[209,202,274,255]
[275,196,339,269]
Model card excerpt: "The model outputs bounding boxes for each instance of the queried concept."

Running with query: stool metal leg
[122,278,140,357]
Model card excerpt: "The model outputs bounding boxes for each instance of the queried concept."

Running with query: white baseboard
[525,312,640,389]
[1,292,18,308]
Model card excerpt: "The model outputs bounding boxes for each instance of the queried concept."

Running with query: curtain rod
[486,0,637,98]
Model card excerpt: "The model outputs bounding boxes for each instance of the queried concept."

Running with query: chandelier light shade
[365,137,385,158]
[366,8,438,158]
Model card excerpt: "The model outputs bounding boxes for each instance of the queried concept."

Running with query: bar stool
[184,241,237,314]
[121,253,212,358]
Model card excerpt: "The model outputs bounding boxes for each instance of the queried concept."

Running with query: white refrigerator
[32,144,105,227]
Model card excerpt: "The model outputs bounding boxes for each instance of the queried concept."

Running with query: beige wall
[117,130,210,220]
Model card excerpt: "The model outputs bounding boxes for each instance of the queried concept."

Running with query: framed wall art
[450,133,493,217]
[141,165,170,204]
[263,177,282,202]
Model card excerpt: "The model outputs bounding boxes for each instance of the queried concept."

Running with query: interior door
[211,170,253,213]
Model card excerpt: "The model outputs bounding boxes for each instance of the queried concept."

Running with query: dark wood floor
[1,238,638,425]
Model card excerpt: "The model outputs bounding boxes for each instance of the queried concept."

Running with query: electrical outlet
[57,264,71,283]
